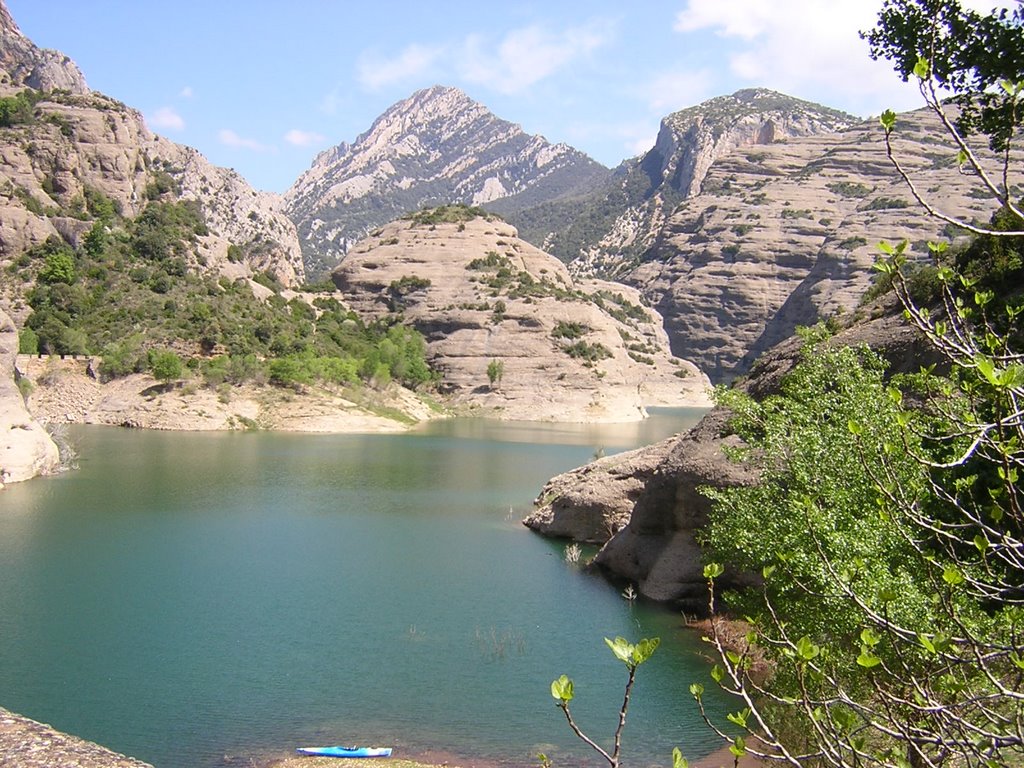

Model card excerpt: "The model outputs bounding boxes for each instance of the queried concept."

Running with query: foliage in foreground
[687,2,1024,764]
[549,637,662,768]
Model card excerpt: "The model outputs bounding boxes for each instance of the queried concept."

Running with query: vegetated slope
[525,287,947,610]
[0,9,306,342]
[0,0,441,432]
[283,85,611,278]
[331,205,710,422]
[616,107,1009,382]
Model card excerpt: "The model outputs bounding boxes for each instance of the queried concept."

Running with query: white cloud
[457,20,613,95]
[672,0,921,114]
[218,129,273,153]
[179,86,193,98]
[148,106,185,131]
[357,43,443,91]
[284,129,327,147]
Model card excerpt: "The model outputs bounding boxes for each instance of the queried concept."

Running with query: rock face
[0,2,89,95]
[0,309,58,484]
[0,706,153,768]
[525,295,945,611]
[332,208,710,422]
[617,107,1000,381]
[284,85,610,277]
[555,89,857,270]
[0,0,304,304]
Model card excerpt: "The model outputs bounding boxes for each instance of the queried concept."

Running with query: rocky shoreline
[0,704,762,768]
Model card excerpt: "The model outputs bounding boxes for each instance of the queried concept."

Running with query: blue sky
[6,1,992,193]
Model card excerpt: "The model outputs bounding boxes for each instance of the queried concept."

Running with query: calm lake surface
[0,409,736,768]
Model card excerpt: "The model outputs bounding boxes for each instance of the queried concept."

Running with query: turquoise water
[0,410,734,767]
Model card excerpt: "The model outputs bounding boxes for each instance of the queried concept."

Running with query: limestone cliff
[555,89,857,271]
[332,207,710,422]
[619,107,1001,381]
[0,309,58,484]
[0,0,304,305]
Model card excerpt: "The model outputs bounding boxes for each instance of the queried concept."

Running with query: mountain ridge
[284,84,611,277]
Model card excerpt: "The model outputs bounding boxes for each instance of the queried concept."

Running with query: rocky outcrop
[619,107,998,381]
[525,437,680,543]
[284,85,610,276]
[0,0,304,306]
[332,208,710,422]
[0,89,304,292]
[0,706,153,768]
[525,294,944,610]
[558,89,857,274]
[0,2,89,95]
[0,310,58,484]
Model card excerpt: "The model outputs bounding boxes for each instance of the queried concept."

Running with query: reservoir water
[0,409,735,768]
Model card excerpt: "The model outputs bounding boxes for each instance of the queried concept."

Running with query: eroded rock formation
[332,210,711,421]
[525,295,944,610]
[0,309,58,484]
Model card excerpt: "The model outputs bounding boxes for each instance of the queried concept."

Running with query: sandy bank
[16,355,439,434]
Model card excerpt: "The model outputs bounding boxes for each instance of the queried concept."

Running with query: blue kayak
[296,746,393,758]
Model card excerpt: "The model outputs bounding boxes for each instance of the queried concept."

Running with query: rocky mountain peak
[565,88,858,279]
[654,88,858,198]
[284,86,609,278]
[0,0,89,94]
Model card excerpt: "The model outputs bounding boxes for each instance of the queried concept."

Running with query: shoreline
[15,354,711,439]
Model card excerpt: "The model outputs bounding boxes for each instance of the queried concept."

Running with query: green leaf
[762,564,776,580]
[726,650,742,665]
[633,637,661,665]
[957,149,968,166]
[913,57,931,79]
[796,636,820,661]
[942,567,965,587]
[672,747,689,768]
[726,708,751,728]
[877,240,895,255]
[729,736,746,758]
[689,682,705,698]
[974,534,989,552]
[880,110,897,132]
[550,675,574,702]
[877,587,899,602]
[1002,364,1024,388]
[975,356,1000,386]
[918,633,936,654]
[703,562,724,579]
[860,627,881,647]
[857,650,881,668]
[710,664,725,683]
[847,419,863,435]
[605,637,634,665]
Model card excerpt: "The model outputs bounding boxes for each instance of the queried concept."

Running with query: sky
[5,1,1006,194]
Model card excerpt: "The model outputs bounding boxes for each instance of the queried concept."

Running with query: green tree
[148,348,183,384]
[486,358,504,389]
[690,3,1024,766]
[18,327,39,355]
[38,249,76,285]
